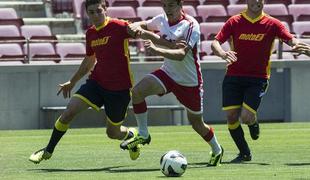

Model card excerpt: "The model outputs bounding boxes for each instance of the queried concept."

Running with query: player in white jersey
[120,0,224,166]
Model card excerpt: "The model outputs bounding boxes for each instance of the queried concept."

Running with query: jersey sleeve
[145,14,162,31]
[185,21,200,48]
[215,18,233,44]
[85,29,94,56]
[274,19,293,43]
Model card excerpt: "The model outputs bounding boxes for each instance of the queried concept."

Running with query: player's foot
[120,134,151,150]
[126,128,141,160]
[29,148,52,164]
[208,146,224,166]
[129,144,142,160]
[230,153,252,163]
[248,122,260,140]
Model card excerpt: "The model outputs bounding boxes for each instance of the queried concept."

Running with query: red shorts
[150,69,203,114]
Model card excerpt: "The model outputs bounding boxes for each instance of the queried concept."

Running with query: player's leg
[187,111,223,166]
[222,76,252,163]
[243,78,269,140]
[120,72,166,150]
[29,97,90,164]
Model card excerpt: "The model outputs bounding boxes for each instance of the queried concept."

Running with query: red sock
[203,127,214,142]
[133,101,147,114]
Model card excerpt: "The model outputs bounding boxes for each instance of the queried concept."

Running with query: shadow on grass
[28,165,159,173]
[285,163,310,166]
[188,161,270,167]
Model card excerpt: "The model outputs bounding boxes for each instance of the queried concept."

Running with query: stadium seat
[203,0,229,7]
[0,43,26,62]
[294,0,310,4]
[227,4,246,16]
[0,25,20,37]
[183,0,200,7]
[197,5,227,22]
[288,4,310,20]
[205,16,230,22]
[107,7,137,19]
[56,43,85,60]
[73,0,85,19]
[136,7,164,20]
[266,0,292,6]
[200,22,224,40]
[264,4,288,16]
[21,25,52,39]
[112,0,139,9]
[183,5,197,17]
[0,8,18,19]
[23,43,60,62]
[51,0,74,14]
[292,21,310,36]
[235,0,246,4]
[0,19,24,29]
[142,0,161,7]
[297,15,310,21]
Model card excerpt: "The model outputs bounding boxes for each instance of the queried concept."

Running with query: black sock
[45,127,66,154]
[229,125,251,155]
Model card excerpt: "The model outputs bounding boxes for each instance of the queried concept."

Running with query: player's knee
[60,110,76,124]
[240,113,254,125]
[226,111,239,123]
[106,128,120,140]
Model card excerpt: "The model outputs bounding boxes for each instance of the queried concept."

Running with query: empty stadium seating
[197,5,227,21]
[56,43,85,60]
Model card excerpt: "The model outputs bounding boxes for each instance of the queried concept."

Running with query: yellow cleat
[29,148,52,164]
[208,146,224,166]
[129,144,141,160]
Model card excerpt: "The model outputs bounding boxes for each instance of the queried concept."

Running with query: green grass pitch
[1,123,310,180]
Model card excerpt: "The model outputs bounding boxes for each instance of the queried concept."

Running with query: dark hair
[85,0,106,10]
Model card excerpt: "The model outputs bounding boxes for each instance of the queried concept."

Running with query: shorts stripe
[147,73,167,93]
[186,107,202,115]
[73,94,100,111]
[222,105,242,111]
[242,102,257,114]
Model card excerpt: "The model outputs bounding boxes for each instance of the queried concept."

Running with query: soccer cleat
[29,148,52,164]
[129,144,142,160]
[230,153,252,163]
[208,146,224,166]
[120,134,151,150]
[248,122,260,140]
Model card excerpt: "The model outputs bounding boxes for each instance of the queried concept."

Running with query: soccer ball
[160,150,187,177]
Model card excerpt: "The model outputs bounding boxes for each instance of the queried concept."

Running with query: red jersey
[86,17,133,91]
[215,12,293,79]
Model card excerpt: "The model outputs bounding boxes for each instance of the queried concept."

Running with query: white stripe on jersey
[146,13,202,87]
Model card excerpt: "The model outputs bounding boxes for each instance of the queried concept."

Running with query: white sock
[135,112,149,138]
[208,135,222,155]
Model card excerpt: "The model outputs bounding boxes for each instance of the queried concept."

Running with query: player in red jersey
[211,0,309,163]
[29,0,141,163]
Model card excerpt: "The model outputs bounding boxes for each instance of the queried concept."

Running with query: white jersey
[146,13,202,87]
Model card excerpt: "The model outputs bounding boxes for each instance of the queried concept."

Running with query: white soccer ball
[160,150,187,177]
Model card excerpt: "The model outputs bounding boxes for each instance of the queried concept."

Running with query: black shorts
[222,76,269,113]
[74,79,131,124]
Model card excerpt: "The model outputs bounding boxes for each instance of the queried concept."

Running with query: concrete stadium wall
[0,59,309,130]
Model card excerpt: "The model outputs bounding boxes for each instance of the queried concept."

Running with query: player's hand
[292,42,310,56]
[128,23,143,38]
[221,51,237,66]
[144,40,158,55]
[174,39,187,49]
[57,81,75,99]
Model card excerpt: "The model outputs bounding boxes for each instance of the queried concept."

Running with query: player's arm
[127,22,180,49]
[211,39,237,65]
[144,39,190,61]
[57,55,96,98]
